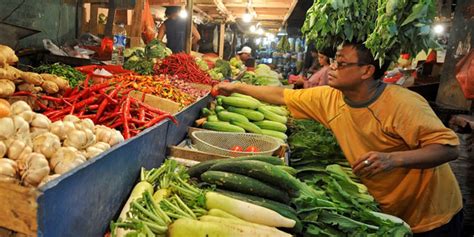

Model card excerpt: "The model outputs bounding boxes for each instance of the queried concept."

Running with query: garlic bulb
[63,115,80,123]
[31,113,51,130]
[50,147,86,174]
[38,174,60,187]
[64,128,96,150]
[0,158,18,183]
[85,142,111,159]
[0,117,14,140]
[0,141,6,157]
[20,153,50,186]
[18,110,36,123]
[7,139,32,160]
[13,116,30,144]
[74,118,95,131]
[10,101,32,115]
[94,125,124,146]
[33,132,61,158]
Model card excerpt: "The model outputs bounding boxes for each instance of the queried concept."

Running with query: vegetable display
[110,159,293,237]
[123,40,172,75]
[112,74,208,107]
[34,63,86,88]
[302,0,437,66]
[0,100,122,187]
[155,53,215,85]
[13,79,177,139]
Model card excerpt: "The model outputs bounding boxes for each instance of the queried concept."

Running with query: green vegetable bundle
[34,63,85,88]
[302,0,438,66]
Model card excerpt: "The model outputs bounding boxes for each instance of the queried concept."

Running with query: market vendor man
[232,46,252,65]
[214,42,463,236]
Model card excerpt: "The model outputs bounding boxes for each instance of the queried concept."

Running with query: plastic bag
[455,50,474,99]
[142,0,156,44]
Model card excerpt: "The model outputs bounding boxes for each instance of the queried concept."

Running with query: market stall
[0,0,473,236]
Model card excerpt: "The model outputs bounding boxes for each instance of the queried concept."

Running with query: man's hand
[215,82,239,96]
[352,151,399,178]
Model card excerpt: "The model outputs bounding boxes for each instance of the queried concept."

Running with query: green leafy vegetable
[34,63,85,88]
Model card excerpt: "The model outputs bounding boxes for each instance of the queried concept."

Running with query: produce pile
[302,0,438,65]
[208,59,231,81]
[0,46,70,99]
[155,53,215,85]
[123,40,172,75]
[277,35,291,52]
[287,120,411,236]
[14,79,177,139]
[0,99,123,187]
[112,74,208,107]
[240,64,282,86]
[198,93,289,142]
[111,158,298,237]
[34,63,86,88]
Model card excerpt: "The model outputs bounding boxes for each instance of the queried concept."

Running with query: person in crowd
[294,47,335,88]
[233,46,253,65]
[157,6,201,53]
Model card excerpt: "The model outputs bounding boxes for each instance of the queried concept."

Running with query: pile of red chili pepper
[12,76,177,139]
[155,53,216,85]
[112,74,201,107]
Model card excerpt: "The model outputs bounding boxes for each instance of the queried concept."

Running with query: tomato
[245,146,260,152]
[230,145,243,152]
[210,87,219,97]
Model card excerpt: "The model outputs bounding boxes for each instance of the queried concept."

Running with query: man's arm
[216,82,285,105]
[157,24,166,41]
[353,144,459,177]
[191,24,201,45]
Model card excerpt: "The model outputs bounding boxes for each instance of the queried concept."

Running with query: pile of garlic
[0,99,124,187]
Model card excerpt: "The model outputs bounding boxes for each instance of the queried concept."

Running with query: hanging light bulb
[257,28,264,35]
[250,25,256,32]
[243,13,252,23]
[179,9,188,18]
[433,24,445,35]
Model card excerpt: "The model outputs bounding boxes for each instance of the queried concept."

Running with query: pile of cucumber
[201,93,289,141]
[188,155,303,233]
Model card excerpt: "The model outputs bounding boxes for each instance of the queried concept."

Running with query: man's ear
[361,65,376,80]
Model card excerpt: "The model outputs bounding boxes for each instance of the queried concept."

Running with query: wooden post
[185,0,194,53]
[218,22,225,58]
[90,3,100,35]
[436,0,474,110]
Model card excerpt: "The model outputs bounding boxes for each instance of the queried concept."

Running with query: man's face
[240,53,250,61]
[327,46,370,90]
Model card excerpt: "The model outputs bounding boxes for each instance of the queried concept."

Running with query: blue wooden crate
[34,119,170,237]
[166,95,212,147]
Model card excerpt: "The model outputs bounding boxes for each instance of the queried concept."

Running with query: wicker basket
[190,131,281,157]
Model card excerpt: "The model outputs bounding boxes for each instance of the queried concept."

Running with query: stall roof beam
[213,0,236,22]
[283,0,298,23]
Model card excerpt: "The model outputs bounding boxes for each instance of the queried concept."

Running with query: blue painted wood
[166,95,212,147]
[36,119,169,237]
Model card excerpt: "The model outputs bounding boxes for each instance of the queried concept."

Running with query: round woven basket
[190,131,281,157]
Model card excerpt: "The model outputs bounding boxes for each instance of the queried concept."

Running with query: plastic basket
[190,131,281,157]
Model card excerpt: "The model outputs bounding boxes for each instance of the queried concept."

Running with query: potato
[41,80,59,94]
[0,79,15,97]
[0,45,18,66]
[21,72,43,85]
[5,65,22,79]
[41,74,69,90]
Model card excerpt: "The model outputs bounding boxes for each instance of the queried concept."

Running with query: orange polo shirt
[284,84,462,233]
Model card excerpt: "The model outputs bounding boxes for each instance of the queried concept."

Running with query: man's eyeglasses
[329,58,368,70]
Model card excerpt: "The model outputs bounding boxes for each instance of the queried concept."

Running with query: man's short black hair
[165,6,181,17]
[342,41,390,80]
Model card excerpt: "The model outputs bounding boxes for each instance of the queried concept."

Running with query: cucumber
[276,165,297,176]
[221,96,260,109]
[201,108,213,116]
[261,106,289,116]
[217,111,249,123]
[227,106,264,121]
[230,93,262,105]
[208,160,303,197]
[257,106,288,124]
[203,121,245,133]
[216,189,303,234]
[187,155,284,177]
[215,105,225,113]
[207,115,219,122]
[201,171,290,203]
[262,129,288,141]
[254,120,287,132]
[230,120,263,134]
